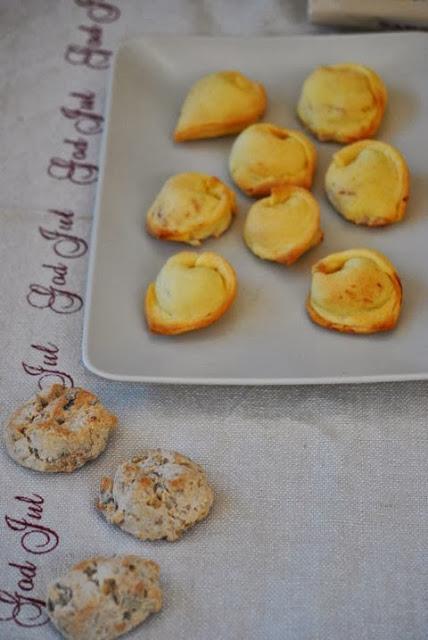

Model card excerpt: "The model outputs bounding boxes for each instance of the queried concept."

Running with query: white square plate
[83,33,428,384]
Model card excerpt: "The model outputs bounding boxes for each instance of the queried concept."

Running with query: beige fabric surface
[0,2,426,639]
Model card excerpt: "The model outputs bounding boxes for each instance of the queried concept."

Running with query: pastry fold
[297,63,387,143]
[244,186,323,264]
[307,248,402,334]
[174,70,266,142]
[229,123,316,197]
[145,251,237,335]
[325,140,410,226]
[146,172,237,245]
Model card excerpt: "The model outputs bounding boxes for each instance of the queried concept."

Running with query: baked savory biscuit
[174,70,266,142]
[297,63,387,143]
[145,251,236,335]
[98,449,214,541]
[325,140,410,226]
[47,555,162,640]
[229,123,316,197]
[146,172,237,245]
[244,186,323,264]
[4,384,117,473]
[307,248,402,334]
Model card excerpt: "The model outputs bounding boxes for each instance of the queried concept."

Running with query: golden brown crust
[325,140,410,227]
[306,248,402,334]
[279,229,323,266]
[145,251,237,335]
[174,70,267,142]
[244,186,323,265]
[146,172,237,246]
[305,295,401,334]
[229,123,316,197]
[297,63,387,143]
[173,111,265,143]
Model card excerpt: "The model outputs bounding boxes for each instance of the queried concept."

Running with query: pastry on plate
[47,555,162,640]
[306,248,402,334]
[145,251,237,335]
[174,70,266,142]
[98,449,214,541]
[146,172,237,245]
[4,384,117,473]
[229,123,316,197]
[325,139,410,226]
[244,185,323,264]
[297,63,387,143]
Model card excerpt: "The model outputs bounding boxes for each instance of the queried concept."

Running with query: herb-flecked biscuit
[4,384,117,473]
[297,63,387,143]
[98,449,214,541]
[47,555,162,640]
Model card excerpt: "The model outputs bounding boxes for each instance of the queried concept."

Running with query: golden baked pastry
[146,172,237,245]
[229,123,316,197]
[244,186,323,265]
[307,248,402,334]
[145,251,237,335]
[174,70,266,142]
[297,63,387,143]
[325,140,410,227]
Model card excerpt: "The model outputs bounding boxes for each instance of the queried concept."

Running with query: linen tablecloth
[0,2,426,639]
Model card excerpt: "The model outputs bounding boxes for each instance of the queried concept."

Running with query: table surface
[0,2,426,640]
